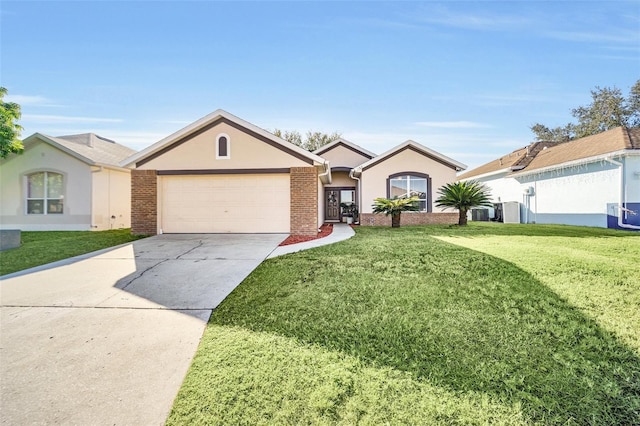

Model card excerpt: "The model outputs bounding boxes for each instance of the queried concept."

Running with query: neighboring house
[0,133,136,231]
[458,127,640,230]
[122,110,467,236]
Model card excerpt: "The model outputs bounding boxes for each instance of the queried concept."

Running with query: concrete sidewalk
[267,223,355,258]
[0,226,355,425]
[0,233,284,426]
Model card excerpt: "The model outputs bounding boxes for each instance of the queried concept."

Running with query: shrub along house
[122,110,467,236]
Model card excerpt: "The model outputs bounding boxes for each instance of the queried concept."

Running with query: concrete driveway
[0,233,285,425]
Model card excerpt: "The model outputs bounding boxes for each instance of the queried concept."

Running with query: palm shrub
[435,180,492,226]
[372,196,419,228]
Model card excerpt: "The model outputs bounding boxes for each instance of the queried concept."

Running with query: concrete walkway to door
[0,233,285,426]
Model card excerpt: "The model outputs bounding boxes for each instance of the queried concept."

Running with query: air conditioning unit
[471,208,489,221]
[503,201,521,224]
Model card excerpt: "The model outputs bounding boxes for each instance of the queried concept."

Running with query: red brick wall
[131,170,157,235]
[359,212,458,226]
[290,167,318,237]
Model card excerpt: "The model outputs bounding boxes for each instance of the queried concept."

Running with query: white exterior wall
[474,171,524,204]
[521,164,617,227]
[91,168,131,230]
[470,159,631,228]
[0,142,93,230]
[624,155,640,204]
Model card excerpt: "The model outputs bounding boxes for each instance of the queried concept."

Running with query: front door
[325,188,356,221]
[325,189,340,221]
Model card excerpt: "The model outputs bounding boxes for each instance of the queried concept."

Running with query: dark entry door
[325,189,340,221]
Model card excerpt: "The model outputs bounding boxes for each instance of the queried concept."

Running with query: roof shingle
[44,133,136,166]
[459,127,639,180]
[518,127,637,174]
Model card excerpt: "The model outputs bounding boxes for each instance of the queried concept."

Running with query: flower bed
[279,224,333,246]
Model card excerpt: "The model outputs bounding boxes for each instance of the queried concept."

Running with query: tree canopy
[0,87,24,159]
[273,129,341,152]
[530,80,640,142]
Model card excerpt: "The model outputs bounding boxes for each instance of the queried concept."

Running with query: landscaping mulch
[279,223,333,246]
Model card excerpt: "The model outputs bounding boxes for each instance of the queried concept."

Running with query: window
[388,174,429,211]
[26,172,64,214]
[216,133,230,159]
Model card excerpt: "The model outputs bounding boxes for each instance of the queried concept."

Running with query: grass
[0,229,146,276]
[168,223,640,425]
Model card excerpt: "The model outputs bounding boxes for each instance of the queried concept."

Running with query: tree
[530,80,640,142]
[435,180,492,226]
[372,196,419,228]
[0,87,24,159]
[273,128,341,151]
[627,80,640,127]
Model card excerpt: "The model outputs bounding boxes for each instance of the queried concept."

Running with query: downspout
[317,162,330,230]
[318,161,330,181]
[533,180,538,224]
[604,157,640,230]
[90,166,104,229]
[349,168,361,224]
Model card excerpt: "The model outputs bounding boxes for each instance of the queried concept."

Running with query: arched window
[216,133,230,159]
[26,171,64,214]
[387,172,431,212]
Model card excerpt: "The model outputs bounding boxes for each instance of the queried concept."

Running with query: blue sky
[2,1,638,170]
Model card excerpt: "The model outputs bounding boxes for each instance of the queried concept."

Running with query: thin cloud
[415,121,491,129]
[22,114,123,124]
[545,29,639,45]
[5,94,60,107]
[413,7,531,31]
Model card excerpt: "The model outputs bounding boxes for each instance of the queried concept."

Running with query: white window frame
[389,174,428,212]
[216,133,231,159]
[25,171,65,215]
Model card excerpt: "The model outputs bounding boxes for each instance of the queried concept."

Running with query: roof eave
[314,138,377,159]
[121,109,326,168]
[358,140,467,171]
[510,149,638,177]
[458,167,514,181]
[30,133,96,166]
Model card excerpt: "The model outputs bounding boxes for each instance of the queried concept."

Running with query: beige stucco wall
[360,149,458,214]
[137,122,311,170]
[325,171,357,188]
[91,168,131,230]
[319,144,371,168]
[0,140,93,230]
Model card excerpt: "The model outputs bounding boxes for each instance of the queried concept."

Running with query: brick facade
[359,212,458,226]
[290,167,319,237]
[131,169,158,235]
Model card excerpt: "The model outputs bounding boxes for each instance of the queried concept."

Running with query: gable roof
[314,138,376,159]
[459,127,640,180]
[121,109,328,168]
[354,140,467,173]
[512,127,640,176]
[457,141,563,180]
[22,132,136,168]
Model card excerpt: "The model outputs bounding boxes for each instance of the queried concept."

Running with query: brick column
[290,167,318,237]
[131,169,157,235]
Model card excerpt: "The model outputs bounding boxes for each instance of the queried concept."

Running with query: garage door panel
[161,174,290,233]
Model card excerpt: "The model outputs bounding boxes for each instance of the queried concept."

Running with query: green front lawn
[0,229,146,276]
[168,223,640,425]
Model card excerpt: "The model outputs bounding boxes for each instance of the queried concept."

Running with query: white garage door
[160,174,290,233]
